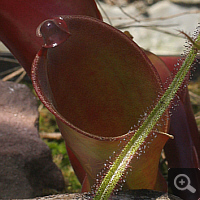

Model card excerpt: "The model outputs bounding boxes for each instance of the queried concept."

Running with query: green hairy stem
[93,32,200,200]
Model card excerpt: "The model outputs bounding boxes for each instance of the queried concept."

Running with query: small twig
[114,9,200,31]
[142,9,200,22]
[116,23,179,29]
[112,1,140,22]
[118,7,139,22]
[15,70,27,83]
[2,67,24,81]
[0,66,21,76]
[0,57,19,64]
[195,115,200,120]
[146,26,184,38]
[96,0,112,25]
[117,24,184,39]
[39,132,63,140]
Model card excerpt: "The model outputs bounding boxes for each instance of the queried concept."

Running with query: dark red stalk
[159,56,200,165]
[0,0,102,76]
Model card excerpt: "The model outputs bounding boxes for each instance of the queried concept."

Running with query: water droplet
[37,17,71,48]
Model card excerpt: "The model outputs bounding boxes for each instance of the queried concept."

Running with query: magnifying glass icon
[174,174,196,193]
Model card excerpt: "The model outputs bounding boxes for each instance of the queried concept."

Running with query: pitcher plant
[0,0,199,199]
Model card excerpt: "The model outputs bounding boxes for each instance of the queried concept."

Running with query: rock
[97,0,200,55]
[0,80,65,199]
[29,190,182,200]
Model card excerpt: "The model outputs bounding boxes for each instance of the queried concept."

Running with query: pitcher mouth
[31,48,127,141]
[32,51,173,142]
[31,15,169,141]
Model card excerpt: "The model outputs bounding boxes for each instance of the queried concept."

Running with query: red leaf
[0,0,102,76]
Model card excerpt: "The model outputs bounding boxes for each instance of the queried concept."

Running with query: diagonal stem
[94,32,200,200]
